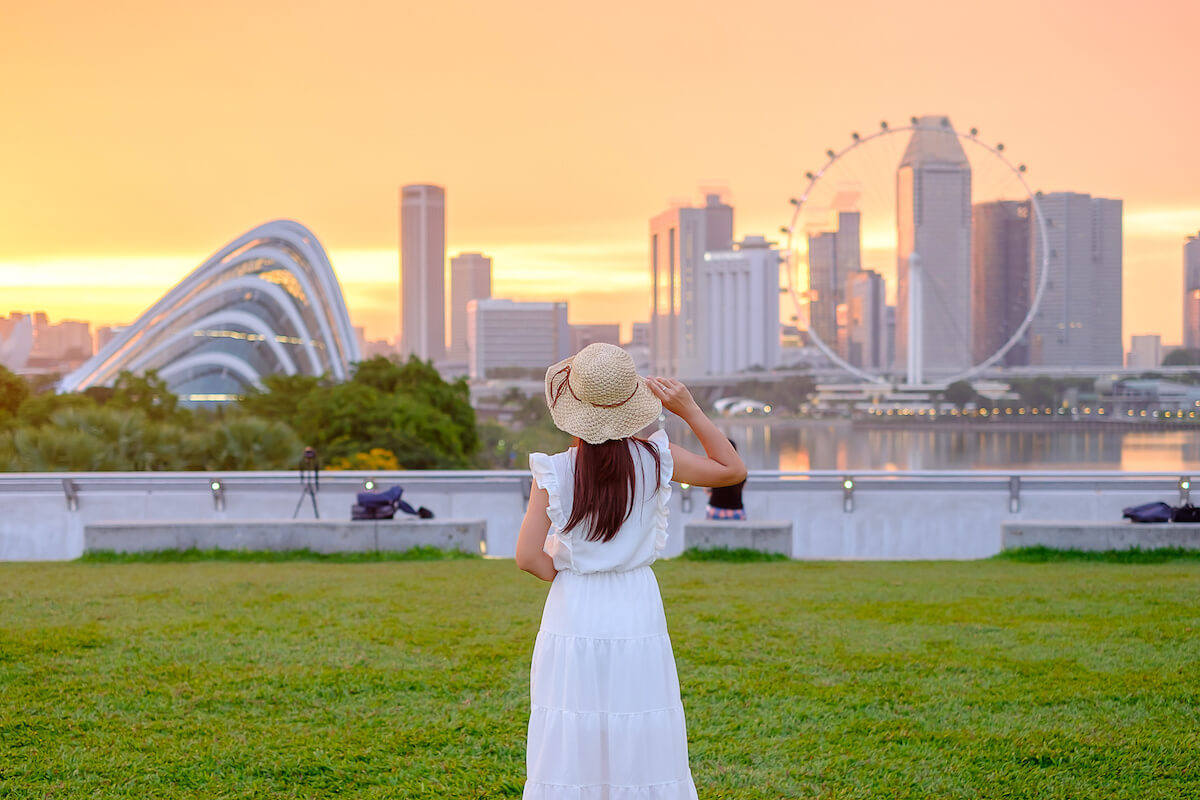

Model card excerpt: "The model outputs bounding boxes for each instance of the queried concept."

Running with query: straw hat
[544,343,662,444]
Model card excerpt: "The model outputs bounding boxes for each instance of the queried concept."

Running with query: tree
[52,407,171,470]
[0,366,29,418]
[25,373,62,395]
[237,356,480,469]
[1010,376,1058,409]
[1163,348,1200,367]
[17,391,96,427]
[200,417,302,470]
[109,371,183,423]
[944,380,976,410]
[239,373,324,425]
[8,425,108,471]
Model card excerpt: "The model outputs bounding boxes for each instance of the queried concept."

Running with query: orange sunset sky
[2,0,1198,349]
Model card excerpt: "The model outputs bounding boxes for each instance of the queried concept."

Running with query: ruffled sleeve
[647,429,674,554]
[529,452,572,569]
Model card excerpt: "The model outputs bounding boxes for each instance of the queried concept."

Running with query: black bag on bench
[1122,501,1173,523]
[351,485,434,521]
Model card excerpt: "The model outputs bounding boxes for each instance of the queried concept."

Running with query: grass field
[2,555,1198,799]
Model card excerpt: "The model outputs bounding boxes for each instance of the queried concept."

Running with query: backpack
[1122,501,1173,523]
[351,485,434,521]
[1172,503,1200,523]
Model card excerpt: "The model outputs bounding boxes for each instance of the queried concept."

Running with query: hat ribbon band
[550,365,639,409]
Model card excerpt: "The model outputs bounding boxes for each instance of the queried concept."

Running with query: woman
[515,343,746,799]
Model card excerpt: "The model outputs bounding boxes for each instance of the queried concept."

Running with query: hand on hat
[646,377,701,419]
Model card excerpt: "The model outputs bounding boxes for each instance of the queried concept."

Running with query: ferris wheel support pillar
[907,252,923,386]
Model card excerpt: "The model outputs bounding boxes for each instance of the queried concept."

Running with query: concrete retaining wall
[85,519,486,555]
[5,469,1199,561]
[683,520,794,556]
[1001,521,1200,551]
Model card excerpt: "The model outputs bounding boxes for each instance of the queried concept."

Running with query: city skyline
[2,1,1199,347]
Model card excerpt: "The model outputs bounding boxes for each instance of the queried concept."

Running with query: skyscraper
[844,269,886,369]
[971,200,1032,366]
[1027,192,1123,367]
[807,231,838,346]
[896,116,972,378]
[807,211,861,349]
[649,193,733,377]
[1127,334,1162,368]
[569,324,621,354]
[700,235,781,374]
[449,252,492,362]
[467,299,569,380]
[1184,234,1200,350]
[400,184,446,362]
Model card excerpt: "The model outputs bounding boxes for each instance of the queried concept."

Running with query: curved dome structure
[61,220,361,403]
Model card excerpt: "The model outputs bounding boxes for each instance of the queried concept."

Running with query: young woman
[515,343,746,799]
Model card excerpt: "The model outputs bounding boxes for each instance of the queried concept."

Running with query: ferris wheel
[782,115,1049,386]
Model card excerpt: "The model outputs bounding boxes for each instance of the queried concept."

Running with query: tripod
[293,448,320,519]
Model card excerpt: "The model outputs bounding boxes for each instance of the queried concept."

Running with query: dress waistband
[556,564,654,578]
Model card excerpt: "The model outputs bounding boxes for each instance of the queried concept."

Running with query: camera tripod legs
[292,484,320,519]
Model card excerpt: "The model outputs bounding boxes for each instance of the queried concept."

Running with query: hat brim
[544,354,663,445]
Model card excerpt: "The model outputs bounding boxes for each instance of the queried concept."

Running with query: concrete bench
[1001,520,1200,552]
[84,519,486,555]
[682,520,794,557]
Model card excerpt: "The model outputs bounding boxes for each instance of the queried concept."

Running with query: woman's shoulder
[637,429,673,485]
[643,428,669,451]
[529,446,575,474]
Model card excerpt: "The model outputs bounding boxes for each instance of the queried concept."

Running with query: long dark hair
[562,437,662,543]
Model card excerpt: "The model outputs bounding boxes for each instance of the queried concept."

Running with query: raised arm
[646,377,747,488]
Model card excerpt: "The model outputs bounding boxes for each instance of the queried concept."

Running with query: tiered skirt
[524,566,698,799]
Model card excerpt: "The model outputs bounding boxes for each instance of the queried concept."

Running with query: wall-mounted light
[680,483,693,514]
[1180,477,1191,505]
[1009,476,1021,514]
[364,479,376,491]
[210,479,225,511]
[842,477,855,513]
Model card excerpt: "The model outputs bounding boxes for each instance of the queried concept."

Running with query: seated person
[705,439,746,520]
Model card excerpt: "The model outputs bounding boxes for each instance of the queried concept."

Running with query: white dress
[525,429,698,800]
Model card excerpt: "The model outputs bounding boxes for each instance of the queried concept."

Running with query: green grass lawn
[2,556,1198,799]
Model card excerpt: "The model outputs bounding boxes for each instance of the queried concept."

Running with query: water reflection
[667,420,1200,472]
